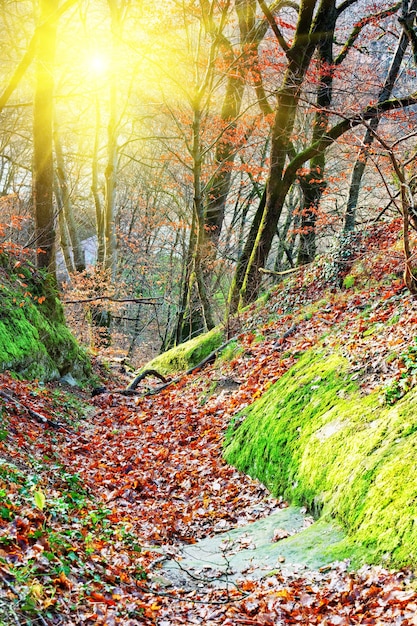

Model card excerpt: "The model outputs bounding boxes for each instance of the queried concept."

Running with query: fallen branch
[93,335,239,398]
[64,296,163,305]
[126,369,168,391]
[259,264,313,277]
[0,390,72,432]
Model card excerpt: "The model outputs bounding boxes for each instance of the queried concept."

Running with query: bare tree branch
[63,295,163,305]
[0,0,78,113]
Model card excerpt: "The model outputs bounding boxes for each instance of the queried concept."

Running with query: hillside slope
[144,219,417,567]
[0,254,90,381]
[2,220,417,623]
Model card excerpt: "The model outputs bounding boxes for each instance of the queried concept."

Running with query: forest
[1,0,417,360]
[2,0,417,624]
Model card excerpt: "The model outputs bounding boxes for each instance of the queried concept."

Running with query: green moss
[217,339,244,363]
[224,348,417,568]
[0,265,90,381]
[141,327,225,376]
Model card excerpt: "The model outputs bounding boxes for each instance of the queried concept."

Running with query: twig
[135,583,250,604]
[259,264,313,277]
[0,390,72,432]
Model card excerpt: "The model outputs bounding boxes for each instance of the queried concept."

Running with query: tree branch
[0,389,71,431]
[92,336,239,398]
[257,0,290,53]
[0,0,78,112]
[399,0,417,64]
[259,264,311,276]
[335,3,401,65]
[283,92,417,187]
[63,296,163,305]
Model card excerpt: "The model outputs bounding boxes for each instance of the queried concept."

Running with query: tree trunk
[204,74,245,246]
[172,106,216,346]
[54,123,85,271]
[103,2,120,279]
[297,167,326,266]
[274,189,298,272]
[203,0,273,249]
[343,4,413,234]
[173,215,204,345]
[228,188,266,313]
[230,0,328,310]
[55,183,75,275]
[33,0,57,274]
[92,94,105,265]
[297,5,335,265]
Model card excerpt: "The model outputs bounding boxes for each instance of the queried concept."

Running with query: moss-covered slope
[141,327,225,376]
[224,348,417,567]
[0,257,90,381]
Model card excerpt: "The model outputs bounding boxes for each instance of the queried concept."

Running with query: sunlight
[87,52,110,76]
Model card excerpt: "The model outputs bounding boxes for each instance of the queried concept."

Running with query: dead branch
[0,390,72,432]
[126,369,168,391]
[93,335,239,398]
[63,296,163,305]
[259,264,313,277]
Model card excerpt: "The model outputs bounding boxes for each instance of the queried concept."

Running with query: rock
[59,373,79,387]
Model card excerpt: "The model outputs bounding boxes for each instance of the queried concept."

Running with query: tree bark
[54,123,85,272]
[33,0,58,274]
[297,3,335,265]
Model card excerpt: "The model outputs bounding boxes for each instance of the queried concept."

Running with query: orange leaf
[53,571,72,590]
[89,592,106,603]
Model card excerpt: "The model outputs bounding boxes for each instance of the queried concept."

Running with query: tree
[228,0,417,312]
[229,0,340,311]
[296,1,336,266]
[171,0,280,344]
[33,0,58,273]
[203,0,274,249]
[54,121,85,272]
[343,0,417,235]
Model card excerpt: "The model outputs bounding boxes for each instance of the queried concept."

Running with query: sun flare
[87,53,109,76]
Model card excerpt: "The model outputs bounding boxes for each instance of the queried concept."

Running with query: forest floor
[2,220,417,624]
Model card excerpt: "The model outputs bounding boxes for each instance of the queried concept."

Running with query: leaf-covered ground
[2,220,417,624]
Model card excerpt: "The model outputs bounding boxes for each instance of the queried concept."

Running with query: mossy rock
[224,348,417,568]
[141,327,225,376]
[0,260,90,382]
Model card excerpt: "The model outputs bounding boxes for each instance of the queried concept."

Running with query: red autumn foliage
[1,221,417,623]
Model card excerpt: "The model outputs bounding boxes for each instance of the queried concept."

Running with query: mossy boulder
[0,257,90,381]
[141,327,225,376]
[224,348,417,568]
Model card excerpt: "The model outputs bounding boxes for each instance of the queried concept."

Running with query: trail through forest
[3,223,417,623]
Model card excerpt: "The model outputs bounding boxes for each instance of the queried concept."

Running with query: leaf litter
[2,221,417,622]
